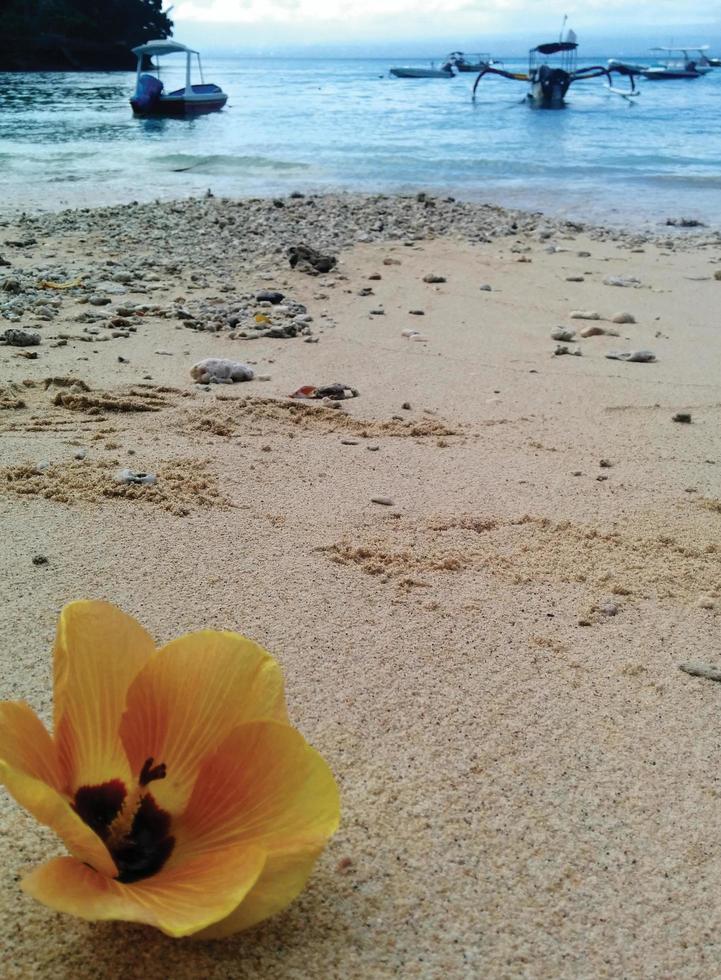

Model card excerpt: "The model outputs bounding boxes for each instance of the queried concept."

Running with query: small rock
[401,329,419,338]
[32,555,48,566]
[401,402,411,410]
[371,496,394,506]
[74,449,86,460]
[155,349,173,356]
[118,355,129,363]
[605,349,656,363]
[611,312,636,324]
[599,459,612,468]
[551,327,575,342]
[116,469,156,486]
[409,309,425,316]
[367,445,380,452]
[479,284,492,291]
[422,274,446,284]
[565,276,584,282]
[579,325,608,338]
[190,358,254,384]
[570,310,600,320]
[666,217,705,228]
[256,290,284,304]
[340,439,359,446]
[603,275,641,288]
[2,328,40,347]
[698,597,716,610]
[672,412,692,424]
[599,602,619,616]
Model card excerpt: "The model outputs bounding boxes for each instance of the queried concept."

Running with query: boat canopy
[132,40,197,58]
[533,41,578,55]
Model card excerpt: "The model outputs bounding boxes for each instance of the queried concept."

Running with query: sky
[170,0,721,54]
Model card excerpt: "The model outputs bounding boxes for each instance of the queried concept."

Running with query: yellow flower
[0,600,339,938]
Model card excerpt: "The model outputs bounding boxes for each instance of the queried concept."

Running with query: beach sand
[1,194,720,978]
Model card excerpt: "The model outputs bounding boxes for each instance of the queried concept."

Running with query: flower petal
[53,600,155,790]
[193,847,324,939]
[0,701,117,877]
[0,702,62,790]
[174,720,339,860]
[21,846,266,938]
[119,631,288,813]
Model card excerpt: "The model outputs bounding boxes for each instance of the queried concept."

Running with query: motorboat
[473,31,638,108]
[639,48,713,79]
[447,52,496,72]
[130,39,228,116]
[390,60,455,78]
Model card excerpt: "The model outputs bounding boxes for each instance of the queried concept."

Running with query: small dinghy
[130,39,228,116]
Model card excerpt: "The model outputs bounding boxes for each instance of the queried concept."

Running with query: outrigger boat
[130,40,228,116]
[472,32,638,107]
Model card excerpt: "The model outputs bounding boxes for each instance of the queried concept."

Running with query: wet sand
[1,194,721,978]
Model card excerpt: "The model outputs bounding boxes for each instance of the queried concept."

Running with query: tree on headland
[7,0,173,44]
[4,0,174,69]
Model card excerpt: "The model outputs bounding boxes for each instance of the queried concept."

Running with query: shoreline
[2,188,719,240]
[2,192,721,977]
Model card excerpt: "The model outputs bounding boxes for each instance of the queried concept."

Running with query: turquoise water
[1,56,720,227]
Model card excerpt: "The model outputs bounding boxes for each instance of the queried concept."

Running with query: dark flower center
[73,757,175,883]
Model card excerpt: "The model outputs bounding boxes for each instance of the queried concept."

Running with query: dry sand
[1,196,721,978]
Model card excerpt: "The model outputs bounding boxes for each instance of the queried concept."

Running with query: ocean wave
[154,154,309,175]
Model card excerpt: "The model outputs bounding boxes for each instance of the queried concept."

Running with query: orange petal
[194,846,324,939]
[120,631,288,813]
[0,702,62,790]
[53,600,155,790]
[176,721,339,859]
[22,847,266,938]
[0,702,116,876]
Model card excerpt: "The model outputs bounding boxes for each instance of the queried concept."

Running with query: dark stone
[256,289,284,304]
[288,244,337,274]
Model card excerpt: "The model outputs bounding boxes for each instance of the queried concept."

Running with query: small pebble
[401,402,411,410]
[611,312,636,324]
[570,310,600,320]
[74,450,86,460]
[672,412,692,424]
[423,274,446,284]
[599,602,619,616]
[116,469,156,486]
[371,496,394,506]
[340,439,359,446]
[32,555,48,567]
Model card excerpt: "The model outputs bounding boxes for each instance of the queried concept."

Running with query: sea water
[1,56,720,227]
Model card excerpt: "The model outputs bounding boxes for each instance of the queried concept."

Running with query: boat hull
[131,84,228,116]
[639,69,702,79]
[528,65,572,107]
[390,67,452,78]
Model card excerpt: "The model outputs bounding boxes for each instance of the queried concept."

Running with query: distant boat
[390,59,455,78]
[639,48,713,79]
[130,40,228,116]
[447,52,497,72]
